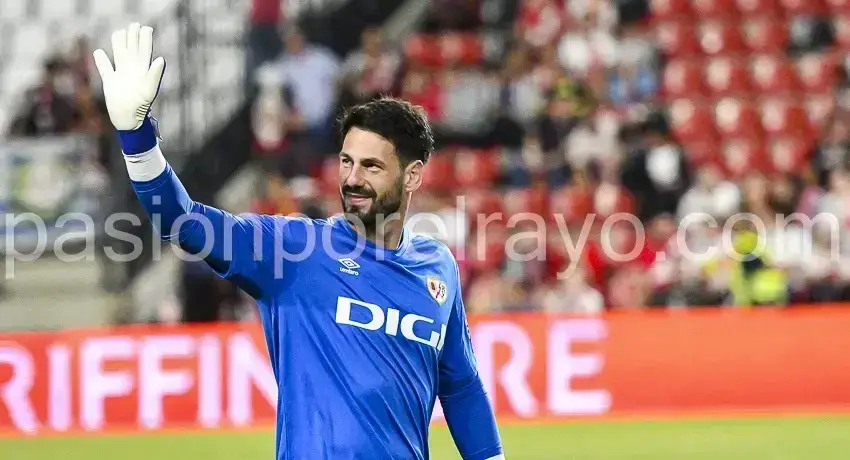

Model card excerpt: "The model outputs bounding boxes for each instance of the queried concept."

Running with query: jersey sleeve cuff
[124,144,168,182]
[118,116,159,155]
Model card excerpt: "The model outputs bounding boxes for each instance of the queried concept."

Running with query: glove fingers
[142,57,166,102]
[139,26,154,68]
[111,29,128,70]
[92,49,114,80]
[127,23,141,60]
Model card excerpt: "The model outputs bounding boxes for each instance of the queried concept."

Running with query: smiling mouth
[345,194,373,205]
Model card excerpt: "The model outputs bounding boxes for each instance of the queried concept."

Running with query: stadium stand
[4,0,850,328]
[241,0,850,318]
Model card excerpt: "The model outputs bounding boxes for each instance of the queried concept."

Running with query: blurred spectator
[728,230,790,307]
[811,110,850,188]
[271,27,340,142]
[621,112,691,221]
[516,0,564,49]
[251,172,301,216]
[605,23,659,108]
[787,16,834,55]
[71,82,107,134]
[408,191,468,249]
[340,27,402,106]
[179,256,247,323]
[246,0,284,89]
[9,57,79,136]
[536,265,604,314]
[68,36,93,87]
[535,79,581,155]
[498,46,543,126]
[677,164,741,222]
[401,67,444,122]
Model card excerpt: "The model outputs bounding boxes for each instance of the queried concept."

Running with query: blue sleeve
[438,271,503,460]
[130,164,303,299]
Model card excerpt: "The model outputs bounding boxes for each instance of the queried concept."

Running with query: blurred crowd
[6,37,106,138]
[239,0,850,321]
[9,0,850,322]
[5,36,112,170]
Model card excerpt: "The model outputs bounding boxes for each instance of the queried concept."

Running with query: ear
[403,160,424,193]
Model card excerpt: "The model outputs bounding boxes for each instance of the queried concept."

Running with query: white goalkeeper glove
[93,23,166,132]
[93,23,168,180]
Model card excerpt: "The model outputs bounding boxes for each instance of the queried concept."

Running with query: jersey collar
[334,214,411,258]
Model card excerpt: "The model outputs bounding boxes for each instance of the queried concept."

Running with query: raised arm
[93,23,288,298]
[438,266,504,460]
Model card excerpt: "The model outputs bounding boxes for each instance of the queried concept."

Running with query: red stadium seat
[796,53,838,93]
[454,148,500,188]
[698,20,746,55]
[768,137,809,173]
[405,33,483,68]
[693,0,739,17]
[682,140,720,166]
[749,54,798,93]
[779,0,827,15]
[662,59,706,98]
[714,98,762,138]
[827,0,850,12]
[721,138,768,177]
[465,224,507,273]
[656,20,703,57]
[759,97,810,138]
[833,14,850,49]
[735,0,781,16]
[705,56,752,95]
[650,0,694,20]
[404,35,442,67]
[670,99,717,142]
[320,157,339,194]
[420,152,456,192]
[549,186,594,225]
[741,16,788,52]
[502,187,550,219]
[805,93,835,137]
[461,187,503,220]
[439,33,483,66]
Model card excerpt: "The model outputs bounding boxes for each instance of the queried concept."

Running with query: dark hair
[641,111,671,138]
[339,97,434,165]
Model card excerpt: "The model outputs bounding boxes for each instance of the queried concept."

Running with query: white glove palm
[93,23,166,131]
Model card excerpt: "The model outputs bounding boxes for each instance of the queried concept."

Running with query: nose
[343,163,366,189]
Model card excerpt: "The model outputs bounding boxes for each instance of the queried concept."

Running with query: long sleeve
[119,117,295,299]
[438,276,504,460]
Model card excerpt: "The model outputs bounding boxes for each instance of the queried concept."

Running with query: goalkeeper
[94,23,504,460]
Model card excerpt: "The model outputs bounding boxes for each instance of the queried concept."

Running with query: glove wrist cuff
[118,116,159,155]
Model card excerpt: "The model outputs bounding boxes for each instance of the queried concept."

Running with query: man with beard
[93,24,504,460]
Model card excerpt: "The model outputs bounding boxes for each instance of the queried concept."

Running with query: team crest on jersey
[426,276,448,305]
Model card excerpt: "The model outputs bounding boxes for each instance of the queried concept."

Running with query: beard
[340,177,404,231]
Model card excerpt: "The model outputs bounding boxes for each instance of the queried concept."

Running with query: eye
[340,157,352,166]
[367,165,382,173]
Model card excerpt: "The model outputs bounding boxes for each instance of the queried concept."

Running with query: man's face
[339,127,406,228]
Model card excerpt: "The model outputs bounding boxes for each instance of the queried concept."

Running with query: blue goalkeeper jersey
[128,155,502,460]
[211,213,481,459]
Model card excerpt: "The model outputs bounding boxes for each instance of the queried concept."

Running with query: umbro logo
[338,258,360,276]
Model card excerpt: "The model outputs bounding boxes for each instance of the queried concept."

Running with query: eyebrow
[339,152,388,168]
